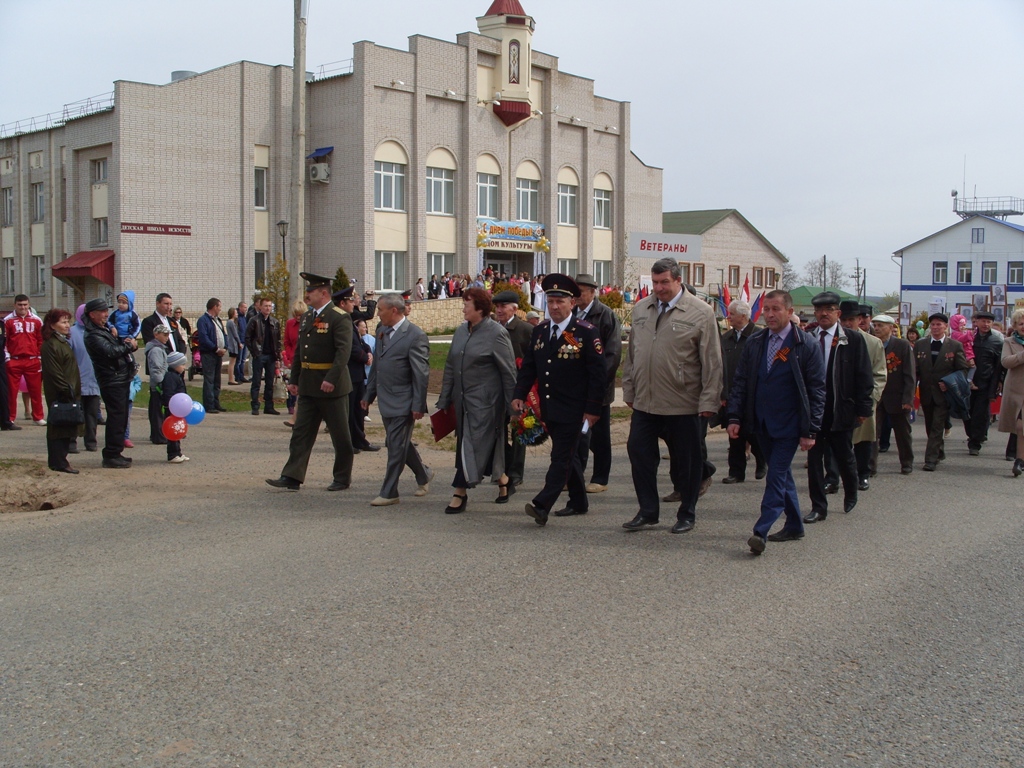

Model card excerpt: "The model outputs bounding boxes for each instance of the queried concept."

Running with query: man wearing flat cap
[493,289,534,488]
[871,314,916,473]
[572,273,622,493]
[803,292,873,523]
[964,309,1004,456]
[914,312,969,471]
[512,274,606,526]
[267,272,354,492]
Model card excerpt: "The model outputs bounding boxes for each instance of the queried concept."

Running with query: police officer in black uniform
[511,274,606,526]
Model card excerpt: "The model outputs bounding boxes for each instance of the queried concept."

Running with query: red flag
[722,282,732,309]
[741,276,750,304]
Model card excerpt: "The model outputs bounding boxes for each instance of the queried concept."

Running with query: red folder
[430,405,457,442]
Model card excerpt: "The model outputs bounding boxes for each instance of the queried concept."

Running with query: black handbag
[48,399,85,426]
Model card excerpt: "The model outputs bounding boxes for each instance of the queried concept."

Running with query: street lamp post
[278,220,289,265]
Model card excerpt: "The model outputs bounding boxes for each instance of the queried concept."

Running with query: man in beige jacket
[621,258,723,534]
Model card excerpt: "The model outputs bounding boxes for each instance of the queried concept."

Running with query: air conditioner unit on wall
[309,163,330,183]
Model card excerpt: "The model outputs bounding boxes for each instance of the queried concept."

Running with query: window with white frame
[1008,262,1023,285]
[956,261,972,284]
[557,184,577,225]
[932,261,948,285]
[32,182,44,222]
[693,263,705,287]
[425,167,455,215]
[375,250,406,291]
[981,261,997,285]
[1,187,12,227]
[31,255,45,295]
[593,189,612,228]
[516,178,539,222]
[93,217,108,245]
[428,253,455,279]
[765,267,776,287]
[728,265,740,286]
[556,258,577,277]
[254,167,268,209]
[2,257,14,294]
[971,227,985,244]
[678,262,690,284]
[753,267,764,288]
[477,173,498,219]
[374,162,406,211]
[92,158,108,183]
[593,261,610,287]
[255,251,268,286]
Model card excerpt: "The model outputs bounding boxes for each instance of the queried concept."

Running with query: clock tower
[477,0,536,126]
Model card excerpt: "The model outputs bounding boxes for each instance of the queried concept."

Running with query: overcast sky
[3,0,1022,294]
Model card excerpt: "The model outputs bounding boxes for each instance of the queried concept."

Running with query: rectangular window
[693,263,705,287]
[515,178,539,222]
[557,184,577,225]
[556,258,577,277]
[477,173,498,218]
[957,261,972,285]
[981,261,998,285]
[1,187,12,227]
[971,227,985,244]
[374,162,406,211]
[425,167,455,215]
[92,217,108,245]
[92,158,108,182]
[31,255,45,295]
[765,267,776,287]
[728,265,740,286]
[593,261,610,287]
[254,167,268,209]
[2,257,14,294]
[255,251,268,286]
[1008,261,1023,286]
[753,267,764,288]
[593,189,612,229]
[32,182,44,222]
[933,261,948,285]
[375,250,407,291]
[678,262,690,285]
[428,252,455,279]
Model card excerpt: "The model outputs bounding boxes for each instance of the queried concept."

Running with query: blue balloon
[185,400,206,425]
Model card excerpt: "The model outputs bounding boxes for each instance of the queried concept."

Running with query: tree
[878,291,901,313]
[255,255,291,327]
[801,257,849,290]
[332,265,351,293]
[780,261,800,291]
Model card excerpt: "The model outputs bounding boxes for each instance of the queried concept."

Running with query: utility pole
[822,254,827,288]
[290,0,309,307]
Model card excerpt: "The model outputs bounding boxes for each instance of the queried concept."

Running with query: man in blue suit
[727,290,825,555]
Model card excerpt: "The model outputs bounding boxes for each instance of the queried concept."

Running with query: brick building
[0,0,662,312]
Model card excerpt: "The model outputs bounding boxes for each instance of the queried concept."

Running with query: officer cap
[300,272,332,290]
[332,286,355,303]
[928,312,949,324]
[839,300,861,318]
[541,273,580,298]
[811,291,842,308]
[492,290,521,305]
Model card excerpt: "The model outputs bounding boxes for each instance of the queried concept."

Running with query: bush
[599,290,624,309]
[490,282,532,312]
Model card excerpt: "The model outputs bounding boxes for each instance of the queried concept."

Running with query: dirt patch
[0,460,86,513]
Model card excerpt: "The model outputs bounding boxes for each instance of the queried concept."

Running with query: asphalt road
[1,415,1022,767]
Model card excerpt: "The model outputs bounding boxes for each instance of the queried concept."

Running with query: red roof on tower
[484,0,526,16]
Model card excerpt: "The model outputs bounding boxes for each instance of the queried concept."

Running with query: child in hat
[161,352,190,463]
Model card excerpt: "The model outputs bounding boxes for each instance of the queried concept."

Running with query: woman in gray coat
[224,307,240,385]
[437,287,517,513]
[998,307,1024,476]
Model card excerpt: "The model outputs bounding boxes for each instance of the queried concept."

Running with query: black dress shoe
[843,495,857,513]
[721,476,744,484]
[326,481,349,491]
[68,444,79,454]
[524,502,547,526]
[857,478,869,491]
[494,480,516,504]
[923,462,936,471]
[358,443,381,452]
[748,535,765,555]
[266,476,301,490]
[217,408,229,413]
[823,483,839,495]
[264,408,282,415]
[252,408,260,415]
[803,510,827,523]
[553,506,587,516]
[670,519,695,534]
[878,445,890,453]
[622,513,658,531]
[767,529,804,542]
[755,465,767,480]
[901,466,913,475]
[2,422,22,430]
[102,457,132,469]
[445,494,468,514]
[1013,459,1024,478]
[51,466,79,474]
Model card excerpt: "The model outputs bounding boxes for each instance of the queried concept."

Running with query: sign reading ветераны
[628,232,702,262]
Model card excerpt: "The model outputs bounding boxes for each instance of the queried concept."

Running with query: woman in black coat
[41,308,82,473]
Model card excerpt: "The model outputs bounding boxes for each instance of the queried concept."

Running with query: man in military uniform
[267,272,354,492]
[493,289,533,490]
[511,274,606,526]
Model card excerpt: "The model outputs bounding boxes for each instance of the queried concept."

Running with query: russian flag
[750,291,765,322]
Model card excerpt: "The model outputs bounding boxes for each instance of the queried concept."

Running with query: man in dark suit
[494,290,534,489]
[727,290,825,555]
[333,287,378,453]
[512,274,606,526]
[266,272,354,492]
[965,309,1004,456]
[361,293,433,506]
[871,314,916,474]
[141,292,180,444]
[720,299,766,483]
[572,273,621,494]
[915,312,970,471]
[803,291,874,523]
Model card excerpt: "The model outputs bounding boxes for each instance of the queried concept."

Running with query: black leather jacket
[972,329,1005,397]
[83,317,137,388]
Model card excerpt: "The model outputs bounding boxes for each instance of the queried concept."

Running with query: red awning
[493,100,531,127]
[52,250,115,286]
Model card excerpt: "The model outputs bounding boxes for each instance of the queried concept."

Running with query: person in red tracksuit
[5,294,45,425]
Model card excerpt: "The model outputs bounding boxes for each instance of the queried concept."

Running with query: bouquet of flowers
[514,403,548,446]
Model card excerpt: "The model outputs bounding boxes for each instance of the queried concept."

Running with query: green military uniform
[276,273,354,489]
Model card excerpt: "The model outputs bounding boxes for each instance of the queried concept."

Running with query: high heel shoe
[445,493,468,514]
[494,479,516,504]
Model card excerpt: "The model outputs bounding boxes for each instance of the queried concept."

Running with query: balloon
[169,392,193,418]
[162,416,188,441]
[185,401,206,425]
